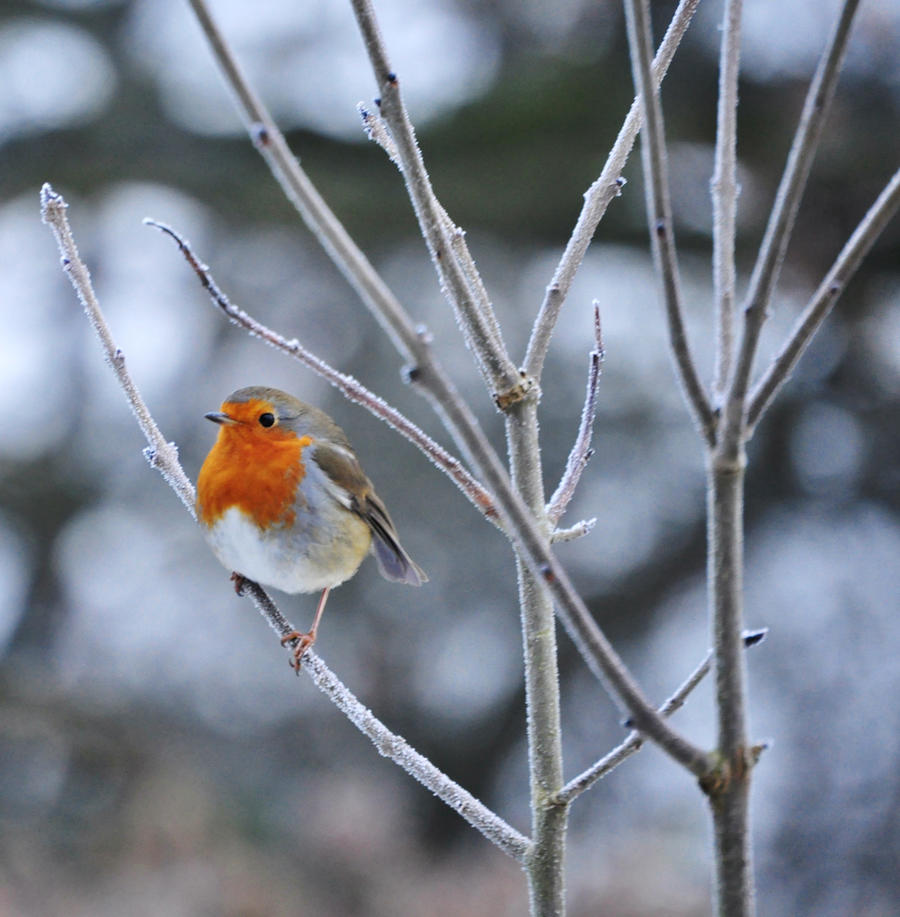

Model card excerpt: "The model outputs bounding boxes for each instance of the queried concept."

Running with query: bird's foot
[280,630,316,674]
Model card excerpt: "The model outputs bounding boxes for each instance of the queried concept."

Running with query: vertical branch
[711,0,743,400]
[506,400,567,915]
[721,0,861,445]
[622,0,716,445]
[704,452,754,917]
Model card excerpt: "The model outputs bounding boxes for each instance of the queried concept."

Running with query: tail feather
[366,510,428,586]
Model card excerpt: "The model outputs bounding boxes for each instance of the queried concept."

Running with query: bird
[196,386,427,667]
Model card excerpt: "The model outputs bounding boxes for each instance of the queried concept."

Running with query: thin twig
[360,103,501,356]
[40,185,196,515]
[523,0,701,382]
[551,518,597,544]
[555,628,768,806]
[42,185,530,865]
[711,0,743,400]
[185,0,418,363]
[622,0,716,445]
[348,0,524,404]
[747,166,900,431]
[722,0,861,446]
[547,303,603,525]
[236,580,532,863]
[144,218,500,525]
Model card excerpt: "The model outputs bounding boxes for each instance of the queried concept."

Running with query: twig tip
[39,182,66,219]
[742,627,768,648]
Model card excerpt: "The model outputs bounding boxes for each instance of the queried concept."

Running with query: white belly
[204,505,371,594]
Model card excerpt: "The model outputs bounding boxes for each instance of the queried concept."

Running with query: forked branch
[722,0,862,447]
[555,628,767,806]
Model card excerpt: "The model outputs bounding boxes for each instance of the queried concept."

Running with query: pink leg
[280,587,331,673]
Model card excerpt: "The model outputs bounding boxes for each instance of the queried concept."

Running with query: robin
[196,386,427,666]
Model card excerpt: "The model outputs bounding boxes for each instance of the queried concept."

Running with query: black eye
[258,412,276,428]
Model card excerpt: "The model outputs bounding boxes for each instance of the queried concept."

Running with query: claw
[280,630,316,674]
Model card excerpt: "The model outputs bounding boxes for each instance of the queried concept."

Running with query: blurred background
[1,0,899,914]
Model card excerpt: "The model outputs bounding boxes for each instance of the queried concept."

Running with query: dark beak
[204,411,237,425]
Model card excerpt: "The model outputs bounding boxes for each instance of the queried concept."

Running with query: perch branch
[523,0,701,382]
[622,0,715,445]
[237,580,531,863]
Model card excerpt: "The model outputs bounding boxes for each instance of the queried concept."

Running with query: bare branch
[235,580,532,864]
[185,0,421,364]
[40,184,196,516]
[523,0,701,382]
[348,0,524,404]
[555,628,767,806]
[747,166,900,431]
[551,518,597,544]
[144,218,500,526]
[360,103,499,350]
[557,650,712,805]
[622,0,716,445]
[722,0,862,445]
[547,303,603,525]
[711,0,743,399]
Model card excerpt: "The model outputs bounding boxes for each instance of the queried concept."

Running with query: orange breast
[197,424,314,530]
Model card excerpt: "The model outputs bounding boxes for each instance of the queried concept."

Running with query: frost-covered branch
[555,629,767,806]
[523,0,701,382]
[622,0,715,445]
[546,303,603,526]
[747,166,900,431]
[40,184,196,515]
[144,218,500,526]
[711,0,742,399]
[722,0,861,447]
[237,579,531,863]
[185,0,417,363]
[348,0,524,405]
